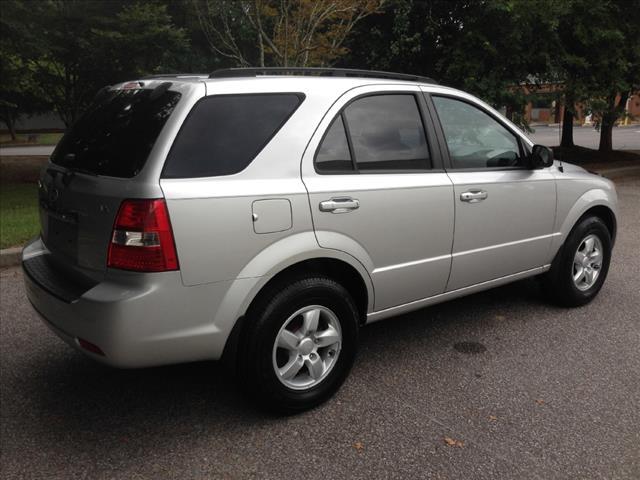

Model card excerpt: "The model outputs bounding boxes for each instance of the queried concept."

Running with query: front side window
[315,94,431,172]
[432,96,523,169]
[163,93,302,178]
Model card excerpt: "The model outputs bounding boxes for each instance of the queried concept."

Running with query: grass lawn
[0,183,39,249]
[0,132,63,146]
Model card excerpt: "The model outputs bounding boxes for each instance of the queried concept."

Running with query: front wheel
[237,275,359,413]
[542,216,612,307]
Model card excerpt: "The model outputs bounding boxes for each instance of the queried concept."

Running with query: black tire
[237,275,359,413]
[542,215,612,307]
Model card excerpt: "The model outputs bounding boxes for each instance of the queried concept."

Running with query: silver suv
[23,68,617,411]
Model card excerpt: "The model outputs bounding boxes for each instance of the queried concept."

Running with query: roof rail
[141,73,209,80]
[209,67,437,84]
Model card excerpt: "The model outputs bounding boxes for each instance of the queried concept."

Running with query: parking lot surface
[1,177,639,479]
[527,125,640,150]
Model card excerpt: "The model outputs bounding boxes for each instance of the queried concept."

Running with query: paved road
[1,179,639,479]
[527,125,640,150]
[0,145,55,156]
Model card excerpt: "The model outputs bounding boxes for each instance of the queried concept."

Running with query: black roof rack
[141,73,208,80]
[209,67,437,84]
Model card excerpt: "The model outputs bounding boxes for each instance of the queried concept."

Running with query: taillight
[76,337,105,356]
[107,199,179,272]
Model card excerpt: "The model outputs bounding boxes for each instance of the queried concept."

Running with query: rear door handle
[460,190,488,203]
[319,197,360,213]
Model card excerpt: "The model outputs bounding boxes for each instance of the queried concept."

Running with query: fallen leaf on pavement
[536,399,545,405]
[353,441,364,452]
[443,437,464,448]
[488,415,498,421]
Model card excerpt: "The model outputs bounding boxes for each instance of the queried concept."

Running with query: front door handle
[460,190,488,203]
[319,197,360,213]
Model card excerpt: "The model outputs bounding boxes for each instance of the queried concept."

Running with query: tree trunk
[7,114,16,141]
[258,31,265,67]
[560,105,574,148]
[505,104,513,121]
[2,110,17,141]
[598,92,625,152]
[598,122,613,152]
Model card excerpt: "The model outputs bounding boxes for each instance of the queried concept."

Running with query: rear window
[162,93,303,178]
[52,85,181,178]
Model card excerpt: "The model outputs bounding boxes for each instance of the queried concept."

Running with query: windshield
[51,86,181,177]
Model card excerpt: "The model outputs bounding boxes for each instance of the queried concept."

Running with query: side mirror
[530,144,554,169]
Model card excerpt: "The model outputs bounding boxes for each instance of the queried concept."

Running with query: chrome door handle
[319,197,360,213]
[460,190,488,203]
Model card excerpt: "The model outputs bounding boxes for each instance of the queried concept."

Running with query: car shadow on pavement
[27,277,550,457]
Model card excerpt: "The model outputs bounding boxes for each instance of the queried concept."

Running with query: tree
[0,53,44,140]
[555,0,602,148]
[164,0,225,72]
[193,0,383,68]
[554,0,640,150]
[0,1,49,138]
[6,0,189,127]
[340,0,561,128]
[585,0,640,151]
[92,3,191,79]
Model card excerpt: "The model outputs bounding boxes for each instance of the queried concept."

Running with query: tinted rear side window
[315,115,354,172]
[163,94,302,178]
[52,86,181,178]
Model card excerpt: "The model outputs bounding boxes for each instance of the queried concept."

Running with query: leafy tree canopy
[341,0,563,125]
[1,0,638,151]
[2,0,189,127]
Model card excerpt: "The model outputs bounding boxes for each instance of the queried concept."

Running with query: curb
[0,144,58,148]
[0,247,22,269]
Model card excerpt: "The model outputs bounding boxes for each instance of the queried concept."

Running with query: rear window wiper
[67,166,98,178]
[60,153,99,179]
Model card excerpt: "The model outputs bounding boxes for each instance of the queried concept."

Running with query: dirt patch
[0,156,48,184]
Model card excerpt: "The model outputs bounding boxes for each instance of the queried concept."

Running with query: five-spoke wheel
[542,215,611,307]
[272,306,342,390]
[572,234,603,291]
[238,275,358,412]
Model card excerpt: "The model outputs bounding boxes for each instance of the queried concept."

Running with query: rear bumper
[22,237,248,368]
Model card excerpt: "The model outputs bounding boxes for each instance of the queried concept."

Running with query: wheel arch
[560,200,617,246]
[218,236,374,366]
[550,189,617,264]
[250,257,371,324]
[220,256,372,370]
[581,204,617,245]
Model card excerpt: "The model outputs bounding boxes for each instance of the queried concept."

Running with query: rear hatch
[38,81,187,281]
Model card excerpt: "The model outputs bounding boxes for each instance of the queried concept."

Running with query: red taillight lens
[107,199,179,272]
[77,337,105,356]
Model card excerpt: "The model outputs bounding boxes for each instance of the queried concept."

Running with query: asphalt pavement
[0,145,56,156]
[526,125,640,150]
[1,178,639,479]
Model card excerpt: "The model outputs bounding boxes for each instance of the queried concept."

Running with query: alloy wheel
[572,234,603,291]
[272,305,342,390]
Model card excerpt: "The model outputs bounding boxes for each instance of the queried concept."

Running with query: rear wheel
[237,275,359,413]
[542,216,612,307]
